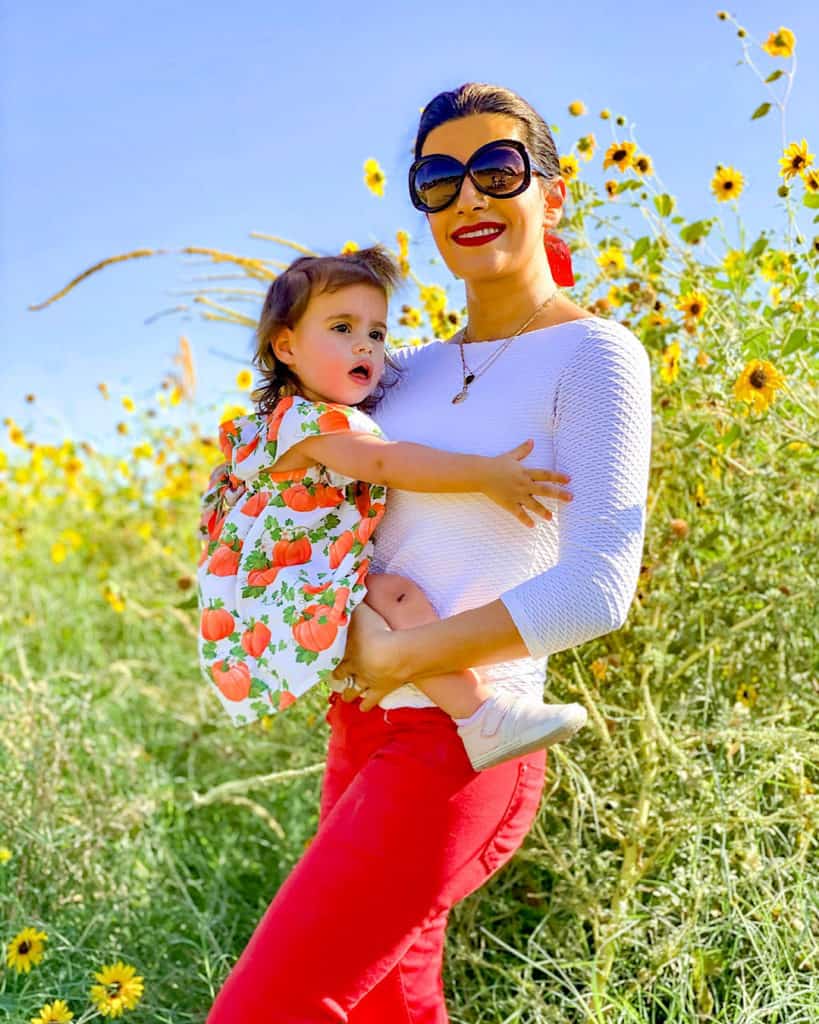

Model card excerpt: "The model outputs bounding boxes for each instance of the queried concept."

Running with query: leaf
[720,424,742,449]
[632,236,651,261]
[680,220,713,245]
[803,192,819,209]
[751,102,771,120]
[782,328,808,356]
[749,236,769,259]
[176,593,199,610]
[654,193,675,217]
[765,70,784,83]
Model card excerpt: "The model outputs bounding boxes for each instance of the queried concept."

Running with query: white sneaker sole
[468,706,588,772]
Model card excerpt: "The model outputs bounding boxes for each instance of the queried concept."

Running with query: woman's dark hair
[251,245,402,416]
[414,82,560,181]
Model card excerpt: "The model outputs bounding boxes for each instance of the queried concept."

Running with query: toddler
[197,244,587,770]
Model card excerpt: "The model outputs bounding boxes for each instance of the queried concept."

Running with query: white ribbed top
[369,315,653,710]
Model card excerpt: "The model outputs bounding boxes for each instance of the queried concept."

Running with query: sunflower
[235,370,252,391]
[762,26,796,58]
[696,349,711,368]
[31,1000,73,1024]
[733,359,786,413]
[568,100,586,116]
[676,292,708,321]
[711,165,745,201]
[559,154,580,182]
[723,249,745,276]
[121,396,135,413]
[801,168,819,193]
[398,305,422,328]
[418,284,447,316]
[778,139,814,181]
[6,927,47,973]
[603,141,636,173]
[396,229,410,275]
[576,134,596,161]
[604,179,619,199]
[364,158,386,197]
[600,108,611,120]
[633,153,653,176]
[89,961,145,1018]
[660,341,681,383]
[735,682,759,708]
[340,240,359,254]
[0,847,11,863]
[597,246,625,273]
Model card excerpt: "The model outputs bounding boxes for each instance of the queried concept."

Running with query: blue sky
[3,0,817,453]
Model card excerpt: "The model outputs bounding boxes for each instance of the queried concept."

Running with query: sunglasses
[408,138,549,214]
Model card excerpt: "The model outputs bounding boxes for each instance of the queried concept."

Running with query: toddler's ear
[272,327,296,365]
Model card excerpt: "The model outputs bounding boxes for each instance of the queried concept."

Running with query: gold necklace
[450,288,560,404]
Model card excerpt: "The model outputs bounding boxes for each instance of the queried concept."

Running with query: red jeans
[206,693,547,1023]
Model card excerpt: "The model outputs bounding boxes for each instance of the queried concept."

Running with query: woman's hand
[332,602,407,711]
[482,439,573,528]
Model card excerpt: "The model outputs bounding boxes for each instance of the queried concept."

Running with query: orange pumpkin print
[273,537,312,565]
[218,419,237,460]
[302,581,333,596]
[329,530,354,569]
[210,543,242,577]
[356,502,385,544]
[317,409,350,434]
[201,606,235,641]
[236,434,260,464]
[267,395,294,441]
[211,659,252,701]
[248,565,280,587]
[242,620,272,658]
[355,558,370,586]
[277,691,297,711]
[240,491,270,517]
[315,484,345,508]
[292,589,349,652]
[282,484,319,512]
[354,481,371,519]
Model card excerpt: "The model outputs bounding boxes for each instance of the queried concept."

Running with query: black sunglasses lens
[413,156,464,211]
[411,143,530,211]
[470,144,527,195]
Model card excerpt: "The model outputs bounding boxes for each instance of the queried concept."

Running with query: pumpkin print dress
[196,395,386,726]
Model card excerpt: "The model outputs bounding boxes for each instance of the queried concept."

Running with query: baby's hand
[482,439,573,528]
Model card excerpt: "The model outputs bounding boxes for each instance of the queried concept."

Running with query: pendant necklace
[450,287,560,404]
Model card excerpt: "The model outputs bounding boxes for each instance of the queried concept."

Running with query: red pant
[206,693,547,1023]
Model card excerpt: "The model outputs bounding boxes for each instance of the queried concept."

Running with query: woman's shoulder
[557,314,649,372]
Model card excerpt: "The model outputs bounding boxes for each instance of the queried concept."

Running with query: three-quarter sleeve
[499,323,653,659]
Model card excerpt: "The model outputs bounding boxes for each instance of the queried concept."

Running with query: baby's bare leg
[363,573,492,719]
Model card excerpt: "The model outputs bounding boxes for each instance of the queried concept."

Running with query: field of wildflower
[1,14,817,1024]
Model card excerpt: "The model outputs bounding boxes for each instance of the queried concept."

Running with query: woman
[206,82,652,1023]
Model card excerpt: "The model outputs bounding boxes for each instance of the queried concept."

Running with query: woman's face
[273,283,387,406]
[419,113,564,284]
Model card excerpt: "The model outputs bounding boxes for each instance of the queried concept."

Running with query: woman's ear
[542,176,567,231]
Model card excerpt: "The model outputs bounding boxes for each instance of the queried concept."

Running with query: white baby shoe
[457,692,587,771]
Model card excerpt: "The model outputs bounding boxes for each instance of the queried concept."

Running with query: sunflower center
[690,302,701,315]
[723,181,734,191]
[107,982,122,997]
[614,149,626,162]
[18,941,31,954]
[792,156,805,170]
[749,368,768,389]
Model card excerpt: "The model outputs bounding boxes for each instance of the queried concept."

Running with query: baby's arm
[275,433,572,528]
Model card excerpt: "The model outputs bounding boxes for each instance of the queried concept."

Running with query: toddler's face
[274,283,387,406]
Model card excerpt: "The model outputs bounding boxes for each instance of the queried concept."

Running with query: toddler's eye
[332,323,351,333]
[370,330,386,342]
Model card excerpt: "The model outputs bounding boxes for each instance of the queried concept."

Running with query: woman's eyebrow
[325,313,388,330]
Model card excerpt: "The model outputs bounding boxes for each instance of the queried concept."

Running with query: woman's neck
[462,260,559,343]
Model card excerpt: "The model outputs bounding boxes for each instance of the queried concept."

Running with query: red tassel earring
[544,232,575,287]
